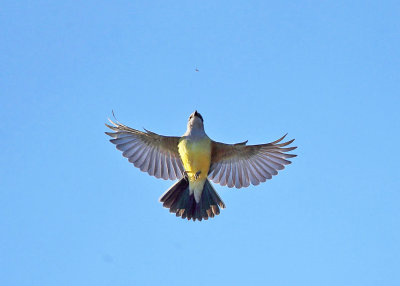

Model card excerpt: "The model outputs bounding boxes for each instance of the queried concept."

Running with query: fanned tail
[159,178,225,221]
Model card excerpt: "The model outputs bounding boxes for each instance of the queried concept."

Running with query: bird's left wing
[209,134,297,188]
[105,119,184,180]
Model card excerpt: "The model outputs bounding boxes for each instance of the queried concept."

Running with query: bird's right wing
[209,134,297,188]
[105,118,185,180]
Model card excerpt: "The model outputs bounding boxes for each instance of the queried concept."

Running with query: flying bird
[105,111,296,221]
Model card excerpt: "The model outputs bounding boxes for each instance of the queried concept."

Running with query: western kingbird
[105,111,296,221]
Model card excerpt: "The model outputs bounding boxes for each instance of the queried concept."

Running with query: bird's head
[187,110,204,131]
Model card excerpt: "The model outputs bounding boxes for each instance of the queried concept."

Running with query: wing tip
[272,133,288,144]
[104,131,115,137]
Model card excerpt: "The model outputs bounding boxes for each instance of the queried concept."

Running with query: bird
[105,111,297,221]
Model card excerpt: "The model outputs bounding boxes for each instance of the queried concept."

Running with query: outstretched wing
[105,118,184,180]
[209,134,297,188]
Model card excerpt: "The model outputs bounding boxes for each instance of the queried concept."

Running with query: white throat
[184,124,206,137]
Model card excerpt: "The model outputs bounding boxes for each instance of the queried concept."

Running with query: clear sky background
[1,1,399,285]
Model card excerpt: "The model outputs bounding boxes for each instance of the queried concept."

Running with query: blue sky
[1,1,399,285]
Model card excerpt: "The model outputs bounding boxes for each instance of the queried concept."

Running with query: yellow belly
[178,137,211,182]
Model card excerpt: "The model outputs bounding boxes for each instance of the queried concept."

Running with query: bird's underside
[105,112,297,221]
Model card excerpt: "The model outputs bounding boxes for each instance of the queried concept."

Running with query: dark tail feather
[159,178,225,221]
